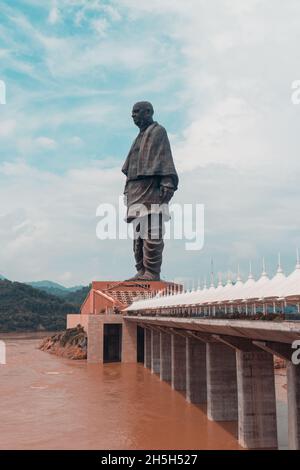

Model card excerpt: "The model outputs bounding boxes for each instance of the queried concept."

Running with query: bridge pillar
[160,332,171,382]
[144,328,152,369]
[287,362,300,450]
[171,334,186,391]
[87,316,103,363]
[206,342,238,421]
[186,337,207,403]
[251,340,299,450]
[236,350,278,449]
[151,329,160,374]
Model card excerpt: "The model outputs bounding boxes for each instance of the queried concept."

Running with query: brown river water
[0,333,288,450]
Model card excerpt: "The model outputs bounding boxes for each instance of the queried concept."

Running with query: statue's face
[132,103,152,128]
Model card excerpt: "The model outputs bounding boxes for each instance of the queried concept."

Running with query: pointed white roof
[125,255,300,311]
[254,255,286,300]
[216,275,234,302]
[243,258,270,300]
[199,280,216,304]
[230,262,255,301]
[219,274,244,302]
[280,251,300,298]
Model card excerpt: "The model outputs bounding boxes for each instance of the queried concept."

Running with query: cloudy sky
[1,0,300,286]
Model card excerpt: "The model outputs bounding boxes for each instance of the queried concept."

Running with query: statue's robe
[122,122,178,222]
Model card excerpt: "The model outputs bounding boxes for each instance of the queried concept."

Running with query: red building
[80,280,181,315]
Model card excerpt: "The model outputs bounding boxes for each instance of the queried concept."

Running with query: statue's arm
[124,178,129,193]
[160,175,175,188]
[123,180,129,205]
[159,176,175,202]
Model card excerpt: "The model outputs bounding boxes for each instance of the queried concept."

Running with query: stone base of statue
[125,271,161,281]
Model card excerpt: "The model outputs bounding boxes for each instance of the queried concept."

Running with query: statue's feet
[125,270,145,281]
[137,270,160,281]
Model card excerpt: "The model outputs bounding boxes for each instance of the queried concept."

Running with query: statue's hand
[159,185,174,203]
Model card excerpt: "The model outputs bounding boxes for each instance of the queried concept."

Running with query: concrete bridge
[124,315,300,450]
[68,298,300,450]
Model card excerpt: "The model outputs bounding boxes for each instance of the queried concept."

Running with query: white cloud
[173,97,268,172]
[103,5,121,22]
[1,158,299,285]
[0,119,16,137]
[58,271,73,282]
[74,9,85,26]
[91,18,109,36]
[2,0,300,284]
[0,161,125,285]
[68,136,84,146]
[35,136,57,149]
[48,1,61,25]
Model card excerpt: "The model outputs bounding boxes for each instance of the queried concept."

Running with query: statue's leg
[126,219,145,280]
[140,213,164,281]
[134,236,144,273]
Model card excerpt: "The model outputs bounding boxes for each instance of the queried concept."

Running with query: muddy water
[0,334,287,450]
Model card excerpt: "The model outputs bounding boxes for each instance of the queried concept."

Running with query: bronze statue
[122,101,178,281]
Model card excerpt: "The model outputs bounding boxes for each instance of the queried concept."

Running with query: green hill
[63,285,90,304]
[0,279,83,332]
[26,280,86,298]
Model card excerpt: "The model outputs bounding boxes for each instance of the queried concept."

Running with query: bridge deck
[124,316,300,344]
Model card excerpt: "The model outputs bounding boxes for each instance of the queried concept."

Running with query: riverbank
[39,326,87,359]
[0,331,58,340]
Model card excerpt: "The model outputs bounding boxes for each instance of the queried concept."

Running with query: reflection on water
[0,334,287,450]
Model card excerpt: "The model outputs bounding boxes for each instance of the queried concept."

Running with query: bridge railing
[127,309,300,321]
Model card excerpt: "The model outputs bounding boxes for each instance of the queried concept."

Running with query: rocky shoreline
[39,324,87,360]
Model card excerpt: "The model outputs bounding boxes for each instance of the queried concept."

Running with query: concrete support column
[144,328,152,369]
[122,320,137,363]
[151,329,160,374]
[87,316,103,363]
[236,350,278,449]
[206,342,238,421]
[160,332,171,382]
[171,334,186,391]
[287,362,300,450]
[186,337,207,404]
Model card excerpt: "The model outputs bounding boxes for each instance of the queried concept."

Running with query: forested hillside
[0,280,83,332]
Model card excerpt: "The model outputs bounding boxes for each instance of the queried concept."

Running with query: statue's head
[132,101,154,128]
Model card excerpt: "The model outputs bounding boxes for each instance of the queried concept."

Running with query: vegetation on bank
[0,280,89,332]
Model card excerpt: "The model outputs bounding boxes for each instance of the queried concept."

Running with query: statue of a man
[122,101,179,281]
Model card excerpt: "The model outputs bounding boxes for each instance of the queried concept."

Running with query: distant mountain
[0,279,82,333]
[28,280,67,290]
[0,274,5,280]
[67,285,85,292]
[27,280,85,298]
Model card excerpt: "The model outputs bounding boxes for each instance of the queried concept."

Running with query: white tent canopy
[125,255,300,312]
